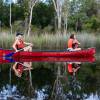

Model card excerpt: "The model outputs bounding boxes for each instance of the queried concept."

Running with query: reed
[0,32,98,50]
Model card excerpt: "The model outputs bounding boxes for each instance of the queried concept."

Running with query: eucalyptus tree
[52,0,64,33]
[17,0,39,36]
[62,0,70,34]
[27,0,39,36]
[10,0,12,34]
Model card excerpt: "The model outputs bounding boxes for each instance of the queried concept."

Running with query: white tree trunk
[52,0,63,33]
[27,0,38,36]
[27,5,34,36]
[10,0,12,35]
[62,0,70,34]
[57,14,61,31]
[64,17,67,34]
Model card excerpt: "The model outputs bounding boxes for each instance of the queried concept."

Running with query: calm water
[0,55,99,100]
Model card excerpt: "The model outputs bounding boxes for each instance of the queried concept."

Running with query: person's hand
[16,50,19,52]
[29,43,33,47]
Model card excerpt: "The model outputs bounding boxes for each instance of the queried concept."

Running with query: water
[0,56,99,100]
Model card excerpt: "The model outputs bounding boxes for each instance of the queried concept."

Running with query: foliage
[68,0,99,32]
[12,20,25,33]
[32,2,55,29]
[0,0,100,32]
[83,16,100,31]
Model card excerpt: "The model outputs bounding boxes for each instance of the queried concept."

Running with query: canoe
[0,56,95,64]
[0,48,95,57]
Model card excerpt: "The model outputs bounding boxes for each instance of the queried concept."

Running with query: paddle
[5,48,23,57]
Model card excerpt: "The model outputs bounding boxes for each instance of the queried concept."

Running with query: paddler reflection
[12,62,32,77]
[67,62,81,76]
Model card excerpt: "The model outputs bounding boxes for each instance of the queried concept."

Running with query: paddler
[12,32,33,52]
[67,34,81,51]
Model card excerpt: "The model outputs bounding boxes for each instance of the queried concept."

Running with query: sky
[4,0,17,3]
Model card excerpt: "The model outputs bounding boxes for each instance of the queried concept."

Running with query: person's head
[70,34,75,39]
[16,32,23,40]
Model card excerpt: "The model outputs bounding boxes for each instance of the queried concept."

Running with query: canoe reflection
[0,56,95,64]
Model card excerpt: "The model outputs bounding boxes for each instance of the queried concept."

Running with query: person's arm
[73,67,80,73]
[24,42,33,46]
[23,62,32,68]
[12,62,22,77]
[73,39,80,44]
[12,62,18,69]
[12,39,18,52]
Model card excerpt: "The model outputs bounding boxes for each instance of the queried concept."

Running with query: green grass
[0,32,98,50]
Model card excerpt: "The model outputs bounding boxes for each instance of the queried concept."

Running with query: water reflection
[0,62,35,99]
[0,58,99,100]
[50,62,99,100]
[0,62,54,100]
[12,62,32,78]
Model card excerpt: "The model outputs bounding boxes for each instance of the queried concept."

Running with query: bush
[12,20,25,33]
[83,16,100,32]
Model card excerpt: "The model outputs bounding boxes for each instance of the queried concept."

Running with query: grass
[0,32,98,50]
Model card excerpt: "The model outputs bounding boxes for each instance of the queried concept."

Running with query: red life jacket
[68,64,73,73]
[16,39,24,49]
[68,39,73,48]
[17,64,24,74]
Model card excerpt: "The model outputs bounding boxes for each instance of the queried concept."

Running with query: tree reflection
[50,62,95,100]
[0,62,35,99]
[0,61,99,100]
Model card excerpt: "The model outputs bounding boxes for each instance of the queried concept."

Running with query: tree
[27,0,38,36]
[10,0,12,34]
[32,2,55,29]
[62,0,70,34]
[52,0,64,33]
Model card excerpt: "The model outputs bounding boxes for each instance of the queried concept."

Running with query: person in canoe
[12,32,33,52]
[12,62,32,77]
[67,34,81,51]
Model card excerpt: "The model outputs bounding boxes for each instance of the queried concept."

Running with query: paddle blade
[5,57,15,62]
[5,52,15,57]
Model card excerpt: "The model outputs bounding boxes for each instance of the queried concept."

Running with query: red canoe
[0,48,95,57]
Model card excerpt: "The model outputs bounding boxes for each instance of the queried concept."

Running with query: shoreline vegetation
[0,31,99,50]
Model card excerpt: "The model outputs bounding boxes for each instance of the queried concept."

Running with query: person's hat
[16,32,23,36]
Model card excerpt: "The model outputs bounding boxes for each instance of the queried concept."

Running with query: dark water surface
[0,56,99,100]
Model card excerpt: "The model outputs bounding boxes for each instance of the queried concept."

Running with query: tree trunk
[57,13,61,32]
[64,17,67,34]
[24,17,28,35]
[52,0,62,33]
[27,5,34,36]
[27,0,38,36]
[10,0,12,35]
